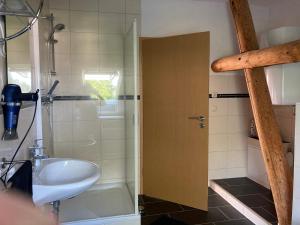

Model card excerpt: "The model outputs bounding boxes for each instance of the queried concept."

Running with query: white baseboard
[62,214,141,225]
[209,180,274,225]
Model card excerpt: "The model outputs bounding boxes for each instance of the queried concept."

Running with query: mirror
[6,15,32,92]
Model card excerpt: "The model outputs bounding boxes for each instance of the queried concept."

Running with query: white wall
[268,0,300,29]
[292,104,300,224]
[142,0,270,71]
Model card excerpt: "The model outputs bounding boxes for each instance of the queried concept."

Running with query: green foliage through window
[85,73,120,100]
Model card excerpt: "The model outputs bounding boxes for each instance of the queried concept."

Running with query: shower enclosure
[2,1,140,223]
[49,18,140,225]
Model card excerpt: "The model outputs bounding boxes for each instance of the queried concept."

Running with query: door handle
[188,115,205,121]
[199,123,206,128]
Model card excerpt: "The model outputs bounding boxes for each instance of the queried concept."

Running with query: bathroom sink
[32,158,100,205]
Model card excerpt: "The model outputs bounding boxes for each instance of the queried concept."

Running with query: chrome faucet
[29,139,48,168]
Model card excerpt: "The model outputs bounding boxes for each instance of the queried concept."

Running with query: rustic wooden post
[211,39,300,72]
[223,1,293,224]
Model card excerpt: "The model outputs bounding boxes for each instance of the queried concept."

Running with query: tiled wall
[209,75,251,179]
[50,0,140,184]
[49,0,140,96]
[53,100,127,183]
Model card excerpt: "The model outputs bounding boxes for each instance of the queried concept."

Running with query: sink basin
[33,158,100,205]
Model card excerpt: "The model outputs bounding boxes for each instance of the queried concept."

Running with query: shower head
[48,23,65,42]
[54,23,65,31]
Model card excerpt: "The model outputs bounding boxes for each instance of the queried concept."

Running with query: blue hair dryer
[1,84,39,140]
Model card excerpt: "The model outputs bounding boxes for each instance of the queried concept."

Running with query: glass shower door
[51,19,139,223]
[124,20,139,214]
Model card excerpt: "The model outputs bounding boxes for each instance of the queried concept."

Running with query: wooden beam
[229,1,293,224]
[211,40,300,72]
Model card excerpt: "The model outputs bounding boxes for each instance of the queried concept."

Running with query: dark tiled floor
[139,188,255,225]
[213,177,278,224]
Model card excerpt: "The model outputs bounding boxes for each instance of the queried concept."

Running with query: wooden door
[142,32,210,210]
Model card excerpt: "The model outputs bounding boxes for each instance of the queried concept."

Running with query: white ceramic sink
[33,158,100,205]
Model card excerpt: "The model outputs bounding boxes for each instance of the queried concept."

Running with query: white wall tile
[50,10,70,31]
[72,141,101,163]
[228,99,251,116]
[73,100,99,121]
[227,115,250,134]
[69,75,92,95]
[53,122,73,142]
[55,54,71,75]
[227,151,247,168]
[54,32,71,54]
[73,121,100,142]
[53,142,73,158]
[99,0,125,13]
[209,116,227,134]
[53,101,73,122]
[209,169,227,180]
[226,167,247,178]
[209,152,227,170]
[99,34,123,54]
[99,13,124,34]
[209,99,228,116]
[101,159,125,180]
[70,11,98,33]
[209,134,228,152]
[71,54,100,74]
[50,0,69,10]
[70,0,98,11]
[125,0,140,14]
[100,119,125,140]
[100,54,123,71]
[71,33,99,54]
[101,139,125,159]
[228,134,248,151]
